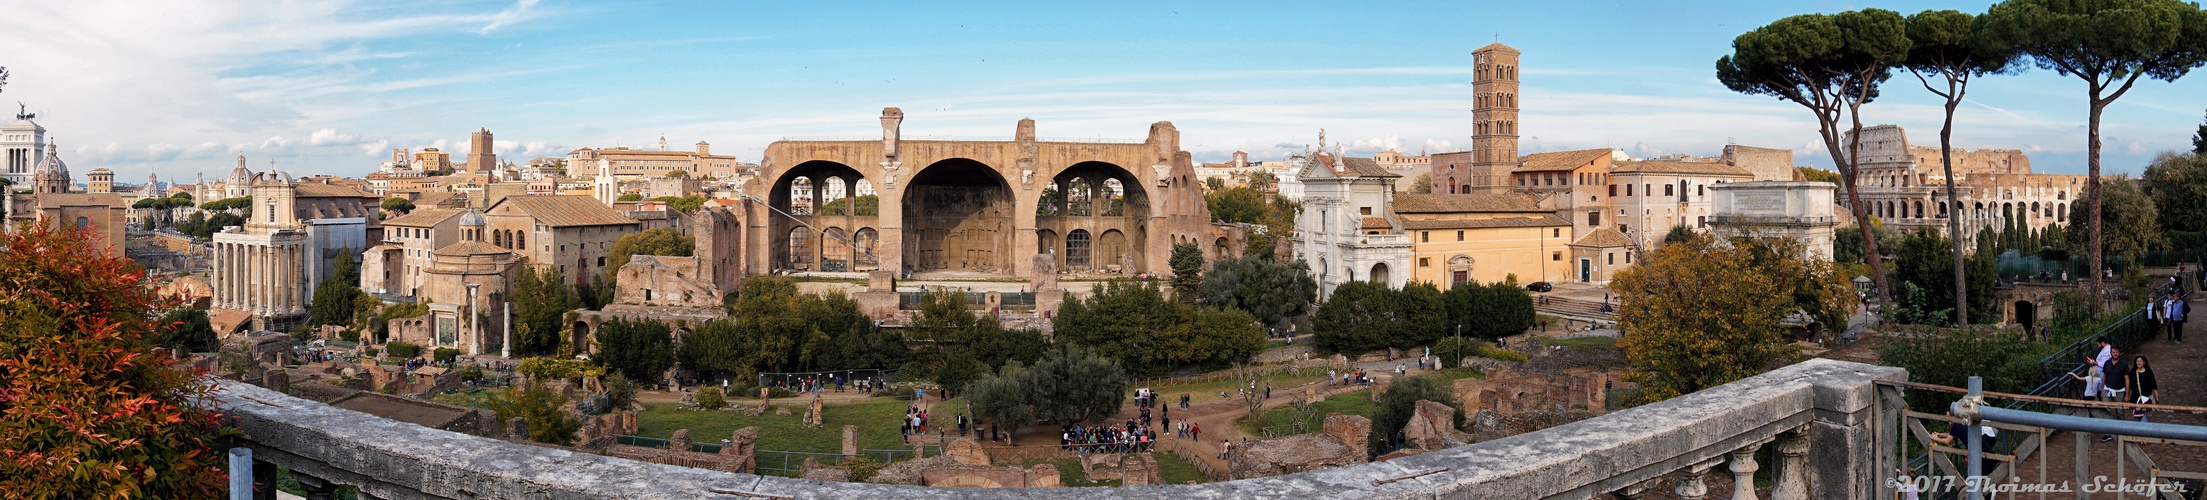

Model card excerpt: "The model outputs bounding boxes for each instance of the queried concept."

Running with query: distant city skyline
[2,0,2202,183]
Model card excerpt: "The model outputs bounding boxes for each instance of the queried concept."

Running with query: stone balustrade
[214,358,1903,499]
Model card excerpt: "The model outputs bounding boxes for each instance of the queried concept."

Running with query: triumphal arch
[740,108,1227,281]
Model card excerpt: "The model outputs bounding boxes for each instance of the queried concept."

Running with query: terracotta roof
[433,240,512,257]
[1514,149,1612,173]
[1401,214,1571,230]
[1570,228,1635,248]
[1360,217,1392,229]
[1391,193,1542,213]
[1610,160,1753,177]
[293,182,379,199]
[1340,157,1400,178]
[1476,42,1521,54]
[490,195,641,227]
[381,208,464,228]
[413,192,466,208]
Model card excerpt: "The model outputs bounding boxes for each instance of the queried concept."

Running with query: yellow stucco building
[1391,194,1571,287]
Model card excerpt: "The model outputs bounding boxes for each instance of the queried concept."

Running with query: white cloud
[1422,139,1454,154]
[306,127,361,146]
[479,0,542,34]
[0,0,537,179]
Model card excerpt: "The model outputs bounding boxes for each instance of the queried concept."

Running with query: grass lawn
[1424,367,1486,383]
[636,397,952,454]
[428,387,505,411]
[1152,451,1212,484]
[1234,390,1376,436]
[1139,372,1326,409]
[1543,336,1617,347]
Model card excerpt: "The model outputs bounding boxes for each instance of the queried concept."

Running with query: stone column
[212,243,224,309]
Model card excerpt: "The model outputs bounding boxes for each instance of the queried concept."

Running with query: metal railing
[1886,377,2207,500]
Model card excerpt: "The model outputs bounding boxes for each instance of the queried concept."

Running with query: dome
[458,209,486,227]
[229,153,253,182]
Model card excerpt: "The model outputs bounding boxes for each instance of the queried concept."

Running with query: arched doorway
[1035,161,1151,275]
[1065,229,1093,270]
[2015,301,2037,332]
[769,161,874,272]
[903,159,1013,275]
[1370,262,1390,285]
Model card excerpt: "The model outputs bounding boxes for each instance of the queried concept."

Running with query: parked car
[1526,282,1553,292]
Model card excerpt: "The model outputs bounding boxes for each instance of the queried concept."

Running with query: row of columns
[214,240,304,317]
[1615,425,1811,500]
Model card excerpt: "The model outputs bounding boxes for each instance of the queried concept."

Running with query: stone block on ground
[1118,453,1162,486]
[1229,432,1362,479]
[1402,399,1458,451]
[1321,413,1370,460]
[668,428,692,451]
[842,425,859,458]
[947,438,989,466]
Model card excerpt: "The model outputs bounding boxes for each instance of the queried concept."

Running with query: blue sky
[4,0,2203,184]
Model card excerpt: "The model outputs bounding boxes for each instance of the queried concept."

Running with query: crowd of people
[1059,419,1155,454]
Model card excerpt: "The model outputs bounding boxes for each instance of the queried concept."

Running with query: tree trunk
[1941,99,1969,325]
[1823,120,1891,306]
[2087,91,2105,310]
[1845,116,1894,307]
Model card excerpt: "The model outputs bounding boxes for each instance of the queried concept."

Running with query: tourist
[2170,296,2189,344]
[2098,347,2130,442]
[1190,423,1200,443]
[958,414,968,435]
[1219,439,1232,461]
[2148,296,2165,342]
[1927,408,2001,483]
[2131,355,2159,423]
[2067,363,2103,406]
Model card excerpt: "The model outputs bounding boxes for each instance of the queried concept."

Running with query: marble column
[212,243,224,309]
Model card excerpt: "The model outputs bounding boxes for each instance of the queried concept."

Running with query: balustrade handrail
[211,358,1902,499]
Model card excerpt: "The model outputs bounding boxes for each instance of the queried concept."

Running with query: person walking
[1190,423,1200,444]
[2098,347,2131,442]
[2148,295,2165,341]
[1219,439,1232,460]
[2132,355,2160,423]
[2170,296,2189,344]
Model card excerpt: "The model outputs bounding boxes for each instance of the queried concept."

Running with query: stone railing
[213,358,1903,499]
[1357,234,1411,245]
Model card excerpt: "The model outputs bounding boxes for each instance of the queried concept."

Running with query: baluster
[1731,438,1771,500]
[1772,425,1812,500]
[1612,478,1657,500]
[1675,456,1725,500]
[291,471,336,500]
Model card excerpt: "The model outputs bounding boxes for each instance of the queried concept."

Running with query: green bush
[362,347,379,358]
[844,457,886,482]
[433,348,460,364]
[696,387,728,410]
[385,342,422,359]
[1474,345,1529,363]
[339,329,361,343]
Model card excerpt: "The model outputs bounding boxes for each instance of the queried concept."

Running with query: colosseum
[1845,124,2085,246]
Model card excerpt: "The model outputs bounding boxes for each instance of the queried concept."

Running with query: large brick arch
[742,110,1228,281]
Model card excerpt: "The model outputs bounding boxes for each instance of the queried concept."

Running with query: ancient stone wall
[744,110,1232,284]
[608,255,722,311]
